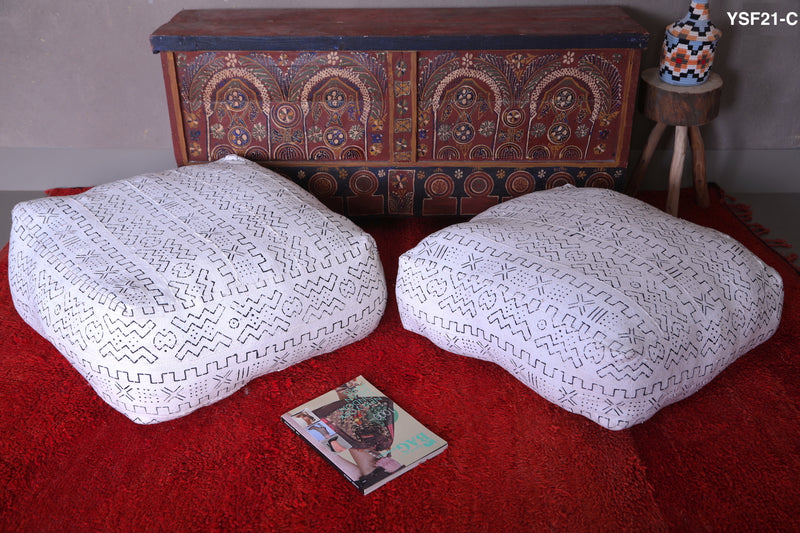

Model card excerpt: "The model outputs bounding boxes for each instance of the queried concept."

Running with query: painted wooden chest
[151,7,648,216]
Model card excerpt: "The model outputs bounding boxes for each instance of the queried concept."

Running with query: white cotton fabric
[9,155,386,423]
[396,186,783,430]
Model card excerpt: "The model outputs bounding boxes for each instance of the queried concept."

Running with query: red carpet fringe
[1,185,798,532]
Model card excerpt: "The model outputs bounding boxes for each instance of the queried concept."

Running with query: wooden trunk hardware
[151,7,648,216]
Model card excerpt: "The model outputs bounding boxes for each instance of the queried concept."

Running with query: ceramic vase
[659,0,722,86]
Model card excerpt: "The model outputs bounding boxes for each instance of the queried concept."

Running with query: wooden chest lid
[150,7,649,52]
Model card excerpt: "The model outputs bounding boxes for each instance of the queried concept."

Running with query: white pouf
[396,186,783,430]
[9,156,387,423]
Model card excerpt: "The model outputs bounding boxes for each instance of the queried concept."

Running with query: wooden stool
[626,68,723,216]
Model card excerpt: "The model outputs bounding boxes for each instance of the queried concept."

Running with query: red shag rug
[1,186,798,532]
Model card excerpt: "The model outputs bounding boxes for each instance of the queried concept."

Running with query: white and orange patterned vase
[659,0,722,86]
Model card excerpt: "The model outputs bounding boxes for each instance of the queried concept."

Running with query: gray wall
[1,0,798,192]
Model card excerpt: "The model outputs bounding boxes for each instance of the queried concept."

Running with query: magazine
[281,376,448,495]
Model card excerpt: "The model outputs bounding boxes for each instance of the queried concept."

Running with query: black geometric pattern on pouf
[396,186,783,430]
[9,156,387,423]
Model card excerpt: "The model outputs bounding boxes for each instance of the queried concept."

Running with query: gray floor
[730,192,800,264]
[2,191,42,246]
[2,190,799,263]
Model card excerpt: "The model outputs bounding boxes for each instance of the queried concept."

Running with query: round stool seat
[640,69,722,126]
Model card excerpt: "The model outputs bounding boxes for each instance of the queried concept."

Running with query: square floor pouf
[396,186,783,430]
[9,156,387,423]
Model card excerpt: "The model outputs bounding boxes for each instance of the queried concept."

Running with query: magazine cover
[281,376,448,495]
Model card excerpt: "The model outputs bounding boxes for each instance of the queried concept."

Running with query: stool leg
[626,121,667,195]
[689,126,710,208]
[666,126,688,217]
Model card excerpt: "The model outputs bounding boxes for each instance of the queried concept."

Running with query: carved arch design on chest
[201,67,274,160]
[183,51,389,162]
[524,54,623,160]
[417,51,623,162]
